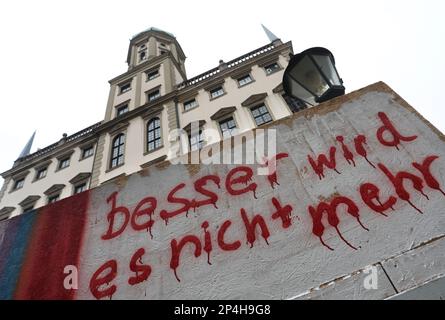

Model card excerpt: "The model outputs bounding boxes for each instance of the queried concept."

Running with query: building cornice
[1,122,101,179]
[175,41,292,100]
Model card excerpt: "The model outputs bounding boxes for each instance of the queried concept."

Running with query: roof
[131,27,175,40]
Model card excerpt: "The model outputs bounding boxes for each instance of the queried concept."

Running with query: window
[189,130,204,151]
[138,45,147,63]
[219,117,237,139]
[183,99,198,111]
[264,62,280,75]
[139,51,147,62]
[110,133,125,168]
[146,69,159,81]
[147,89,161,102]
[82,146,94,159]
[210,86,224,99]
[251,104,272,126]
[14,178,25,190]
[48,194,60,204]
[74,183,87,194]
[35,167,47,180]
[147,118,162,152]
[119,82,131,94]
[58,157,70,170]
[116,104,129,117]
[23,206,34,214]
[237,74,253,87]
[282,94,307,113]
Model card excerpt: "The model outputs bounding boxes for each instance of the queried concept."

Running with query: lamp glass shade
[312,54,341,86]
[283,47,344,104]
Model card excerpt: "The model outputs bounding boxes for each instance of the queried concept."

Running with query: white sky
[0,0,444,184]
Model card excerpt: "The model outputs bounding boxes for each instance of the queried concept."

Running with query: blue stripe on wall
[0,210,37,300]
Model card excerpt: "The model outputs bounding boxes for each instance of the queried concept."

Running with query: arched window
[110,133,125,168]
[147,118,162,152]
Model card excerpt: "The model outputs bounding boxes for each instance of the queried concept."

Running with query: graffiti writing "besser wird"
[89,111,445,299]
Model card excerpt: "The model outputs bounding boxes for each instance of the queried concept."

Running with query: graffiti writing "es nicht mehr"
[89,111,445,299]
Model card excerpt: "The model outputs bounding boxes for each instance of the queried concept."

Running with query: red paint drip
[173,269,181,282]
[307,146,339,180]
[354,135,376,168]
[193,175,221,210]
[406,200,423,214]
[240,208,270,248]
[169,235,202,283]
[319,237,334,251]
[217,220,241,251]
[375,198,388,217]
[271,197,293,229]
[201,221,212,265]
[376,111,417,150]
[160,183,191,223]
[263,152,289,189]
[412,155,445,198]
[336,136,356,167]
[225,166,258,200]
[378,163,426,212]
[356,218,369,231]
[130,196,156,240]
[335,227,357,250]
[364,157,376,169]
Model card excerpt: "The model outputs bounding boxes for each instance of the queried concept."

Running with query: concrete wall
[1,82,444,299]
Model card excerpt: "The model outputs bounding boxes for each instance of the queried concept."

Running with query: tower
[103,27,187,122]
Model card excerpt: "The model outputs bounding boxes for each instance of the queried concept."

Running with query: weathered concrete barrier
[1,82,444,299]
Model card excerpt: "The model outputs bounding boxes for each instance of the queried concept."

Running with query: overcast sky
[0,0,444,183]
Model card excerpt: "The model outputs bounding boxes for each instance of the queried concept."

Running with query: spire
[17,131,36,159]
[261,24,280,43]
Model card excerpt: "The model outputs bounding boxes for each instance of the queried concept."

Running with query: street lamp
[283,47,344,105]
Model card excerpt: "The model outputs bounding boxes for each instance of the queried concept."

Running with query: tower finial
[17,131,36,159]
[261,24,280,43]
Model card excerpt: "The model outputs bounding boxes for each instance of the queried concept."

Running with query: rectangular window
[264,62,280,75]
[210,87,224,99]
[219,117,237,139]
[146,69,159,81]
[23,206,34,214]
[183,99,198,111]
[147,118,162,152]
[48,194,60,204]
[282,94,307,113]
[36,167,47,180]
[58,157,70,170]
[111,134,125,168]
[74,183,87,194]
[148,90,161,102]
[14,178,25,190]
[116,104,129,117]
[119,82,131,94]
[189,130,204,151]
[82,146,94,159]
[138,44,147,63]
[251,104,273,126]
[237,74,253,87]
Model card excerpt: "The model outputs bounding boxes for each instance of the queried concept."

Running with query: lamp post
[283,47,344,105]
